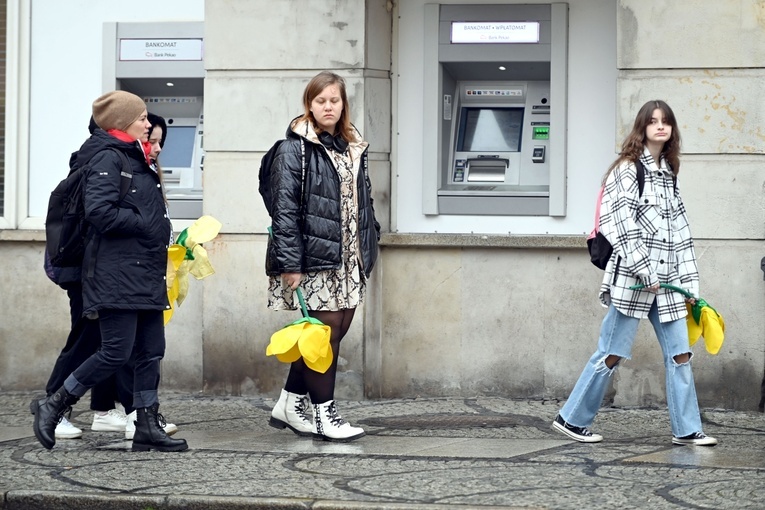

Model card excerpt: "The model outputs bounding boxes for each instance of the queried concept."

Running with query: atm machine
[104,21,205,220]
[422,4,568,216]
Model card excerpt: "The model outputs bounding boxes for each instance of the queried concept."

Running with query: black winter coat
[77,130,171,315]
[266,121,380,278]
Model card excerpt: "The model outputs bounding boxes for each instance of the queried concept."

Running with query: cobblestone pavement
[1,391,764,509]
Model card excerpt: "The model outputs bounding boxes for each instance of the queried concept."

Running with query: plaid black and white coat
[598,147,699,323]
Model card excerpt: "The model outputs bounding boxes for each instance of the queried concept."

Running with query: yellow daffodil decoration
[165,215,223,325]
[266,287,333,373]
[630,284,725,355]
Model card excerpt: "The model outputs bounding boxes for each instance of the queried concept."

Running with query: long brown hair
[603,100,681,184]
[297,71,354,143]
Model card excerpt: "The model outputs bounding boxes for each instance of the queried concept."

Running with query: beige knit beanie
[92,90,147,132]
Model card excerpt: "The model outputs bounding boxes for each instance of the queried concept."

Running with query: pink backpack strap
[587,185,605,240]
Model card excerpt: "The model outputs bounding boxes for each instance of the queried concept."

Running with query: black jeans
[45,285,135,414]
[64,309,165,409]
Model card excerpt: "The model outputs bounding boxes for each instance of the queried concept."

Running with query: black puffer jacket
[266,119,380,278]
[77,130,171,315]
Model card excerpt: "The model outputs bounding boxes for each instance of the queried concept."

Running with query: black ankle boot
[131,403,188,452]
[30,386,79,450]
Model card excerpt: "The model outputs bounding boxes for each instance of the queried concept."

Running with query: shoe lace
[156,412,167,428]
[326,402,347,427]
[56,407,74,426]
[294,396,311,422]
[56,406,73,425]
[109,408,127,419]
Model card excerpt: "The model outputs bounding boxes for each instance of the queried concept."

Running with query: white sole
[551,420,603,443]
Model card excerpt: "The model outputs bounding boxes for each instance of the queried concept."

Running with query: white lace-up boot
[312,400,365,442]
[269,389,313,437]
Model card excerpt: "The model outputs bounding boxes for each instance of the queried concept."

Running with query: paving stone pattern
[1,392,764,509]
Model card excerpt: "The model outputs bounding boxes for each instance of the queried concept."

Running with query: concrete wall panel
[363,77,392,153]
[0,241,202,392]
[0,243,69,390]
[369,159,391,233]
[380,248,463,396]
[205,73,374,152]
[377,242,765,409]
[205,0,367,70]
[680,157,765,240]
[162,277,205,390]
[618,0,765,69]
[202,151,270,235]
[617,70,765,155]
[365,0,393,71]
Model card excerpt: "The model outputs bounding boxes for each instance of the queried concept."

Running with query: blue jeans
[64,309,165,409]
[559,302,702,438]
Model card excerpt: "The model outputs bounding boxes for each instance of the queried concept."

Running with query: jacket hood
[287,117,365,146]
[73,129,141,169]
[287,117,367,161]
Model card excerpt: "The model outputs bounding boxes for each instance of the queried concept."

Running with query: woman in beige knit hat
[31,90,187,453]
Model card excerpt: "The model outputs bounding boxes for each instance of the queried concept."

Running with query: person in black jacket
[43,116,134,442]
[43,114,179,442]
[31,91,187,452]
[266,71,380,442]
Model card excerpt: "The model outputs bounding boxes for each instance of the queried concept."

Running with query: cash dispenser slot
[466,157,508,182]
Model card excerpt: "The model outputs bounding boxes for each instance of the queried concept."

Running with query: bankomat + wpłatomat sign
[422,3,568,216]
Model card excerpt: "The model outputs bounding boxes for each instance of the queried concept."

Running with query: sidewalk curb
[3,491,540,510]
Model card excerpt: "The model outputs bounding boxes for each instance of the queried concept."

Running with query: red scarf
[107,129,152,165]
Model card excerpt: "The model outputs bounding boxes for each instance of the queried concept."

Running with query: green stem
[296,288,309,318]
[628,283,693,299]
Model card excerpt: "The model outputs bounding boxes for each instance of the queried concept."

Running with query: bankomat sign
[119,38,204,61]
[451,22,540,44]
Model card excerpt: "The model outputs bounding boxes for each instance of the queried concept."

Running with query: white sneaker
[54,416,83,439]
[125,410,178,440]
[91,408,128,432]
[672,432,718,446]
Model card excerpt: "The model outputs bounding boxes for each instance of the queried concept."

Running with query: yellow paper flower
[266,320,333,373]
[685,302,725,355]
[165,216,222,325]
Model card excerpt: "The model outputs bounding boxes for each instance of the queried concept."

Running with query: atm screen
[162,126,196,167]
[457,107,524,152]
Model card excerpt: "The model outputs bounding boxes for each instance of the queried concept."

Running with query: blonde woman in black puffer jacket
[266,71,380,443]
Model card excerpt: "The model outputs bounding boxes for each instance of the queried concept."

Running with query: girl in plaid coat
[551,100,717,446]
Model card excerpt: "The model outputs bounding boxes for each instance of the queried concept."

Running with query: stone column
[202,0,391,396]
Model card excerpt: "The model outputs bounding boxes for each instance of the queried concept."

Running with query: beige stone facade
[3,0,763,410]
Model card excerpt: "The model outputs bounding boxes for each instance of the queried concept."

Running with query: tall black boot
[131,403,188,452]
[30,386,79,450]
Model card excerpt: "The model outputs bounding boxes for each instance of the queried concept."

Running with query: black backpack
[44,148,132,283]
[258,138,311,217]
